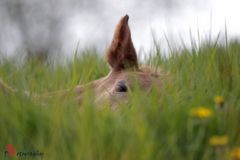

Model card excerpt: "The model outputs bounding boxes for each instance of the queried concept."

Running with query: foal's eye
[115,80,128,92]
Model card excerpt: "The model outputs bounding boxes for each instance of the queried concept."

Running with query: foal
[0,15,163,107]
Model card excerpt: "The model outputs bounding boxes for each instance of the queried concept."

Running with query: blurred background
[0,0,239,59]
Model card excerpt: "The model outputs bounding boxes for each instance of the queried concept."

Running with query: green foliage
[0,40,240,160]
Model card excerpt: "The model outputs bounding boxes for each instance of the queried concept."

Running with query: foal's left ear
[106,15,139,71]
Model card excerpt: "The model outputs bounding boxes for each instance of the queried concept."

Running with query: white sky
[1,0,240,57]
[63,0,240,57]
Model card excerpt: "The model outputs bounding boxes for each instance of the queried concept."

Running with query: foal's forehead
[110,69,156,83]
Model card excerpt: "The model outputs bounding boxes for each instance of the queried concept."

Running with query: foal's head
[76,15,163,107]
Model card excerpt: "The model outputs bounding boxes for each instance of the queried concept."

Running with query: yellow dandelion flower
[231,147,240,160]
[190,107,213,118]
[214,96,224,106]
[209,135,228,147]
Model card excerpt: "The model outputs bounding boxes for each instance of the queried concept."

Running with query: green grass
[0,39,240,160]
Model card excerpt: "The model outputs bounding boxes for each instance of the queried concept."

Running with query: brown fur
[0,79,16,94]
[0,15,163,107]
[106,15,138,71]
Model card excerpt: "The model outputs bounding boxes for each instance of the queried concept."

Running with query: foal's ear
[106,15,139,71]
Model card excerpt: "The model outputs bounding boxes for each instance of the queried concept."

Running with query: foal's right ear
[106,15,139,71]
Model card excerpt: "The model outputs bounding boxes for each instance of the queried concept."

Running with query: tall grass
[0,39,240,160]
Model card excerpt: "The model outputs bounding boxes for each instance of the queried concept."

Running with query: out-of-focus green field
[0,39,240,160]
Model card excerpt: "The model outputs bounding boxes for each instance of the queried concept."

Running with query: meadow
[0,38,240,160]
